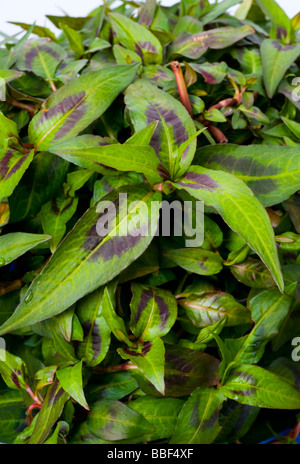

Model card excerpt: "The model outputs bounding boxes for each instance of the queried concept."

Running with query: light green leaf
[0,232,51,266]
[48,135,161,184]
[57,361,89,410]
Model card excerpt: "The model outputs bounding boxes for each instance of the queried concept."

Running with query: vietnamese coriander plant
[0,0,300,445]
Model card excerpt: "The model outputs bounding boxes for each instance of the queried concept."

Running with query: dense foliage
[0,0,300,444]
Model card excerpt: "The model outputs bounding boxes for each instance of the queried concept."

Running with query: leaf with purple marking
[188,62,228,85]
[128,397,184,442]
[177,291,251,329]
[76,288,111,367]
[129,283,177,341]
[0,149,34,202]
[198,144,300,207]
[131,344,220,397]
[15,38,66,81]
[29,63,139,151]
[48,134,162,184]
[168,25,254,59]
[173,166,284,292]
[125,79,197,179]
[86,399,154,441]
[108,12,162,65]
[230,257,276,288]
[118,337,165,395]
[170,387,226,444]
[220,363,300,409]
[0,350,28,390]
[0,185,161,334]
[164,248,223,276]
[28,380,69,444]
[256,0,291,41]
[261,39,300,98]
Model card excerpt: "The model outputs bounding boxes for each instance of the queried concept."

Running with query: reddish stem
[171,61,193,116]
[206,124,228,144]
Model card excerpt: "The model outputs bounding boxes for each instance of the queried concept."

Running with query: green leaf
[281,116,300,139]
[220,363,300,409]
[9,22,57,41]
[108,12,162,65]
[261,39,300,98]
[28,379,69,444]
[101,286,132,346]
[0,232,51,266]
[29,63,139,151]
[60,23,85,56]
[173,166,284,292]
[129,283,177,341]
[118,337,165,395]
[128,397,184,441]
[8,152,69,223]
[41,193,78,252]
[199,144,300,207]
[178,291,251,328]
[0,390,26,444]
[125,79,197,179]
[170,387,226,444]
[168,25,254,59]
[76,288,111,366]
[0,185,161,334]
[164,248,223,276]
[57,361,89,410]
[48,135,161,184]
[204,108,227,123]
[15,38,66,81]
[86,371,138,402]
[0,350,28,390]
[0,149,34,202]
[44,421,69,444]
[86,399,154,441]
[228,289,293,365]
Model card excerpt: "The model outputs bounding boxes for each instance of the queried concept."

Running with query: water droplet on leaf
[24,291,33,303]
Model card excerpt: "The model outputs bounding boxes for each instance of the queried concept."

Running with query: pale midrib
[189,390,216,444]
[181,302,228,316]
[35,74,120,150]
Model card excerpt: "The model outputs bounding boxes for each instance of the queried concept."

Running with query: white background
[0,0,299,37]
